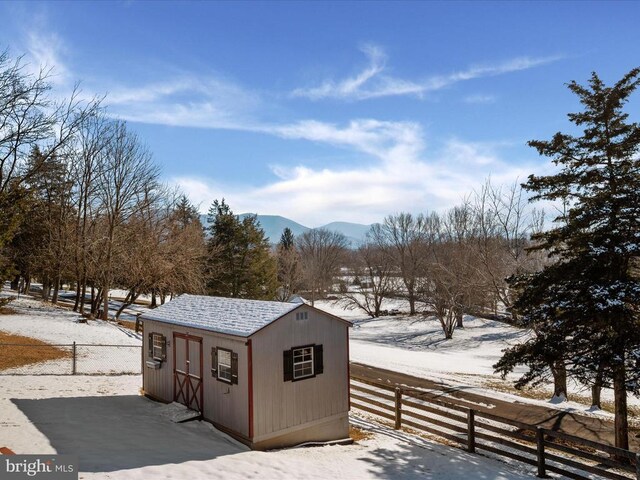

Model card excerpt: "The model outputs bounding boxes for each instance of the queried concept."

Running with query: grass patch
[349,426,374,442]
[116,319,138,331]
[0,297,16,315]
[0,330,71,371]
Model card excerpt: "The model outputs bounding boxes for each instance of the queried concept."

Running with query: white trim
[292,346,314,380]
[217,348,232,383]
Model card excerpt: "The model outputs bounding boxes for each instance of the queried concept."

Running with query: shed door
[173,333,203,413]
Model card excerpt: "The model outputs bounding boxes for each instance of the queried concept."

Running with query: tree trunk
[42,274,51,301]
[151,289,157,308]
[550,360,568,401]
[408,294,416,315]
[115,289,139,319]
[80,280,87,315]
[73,280,81,312]
[102,286,109,320]
[591,382,603,410]
[10,275,19,290]
[613,364,629,452]
[90,285,97,315]
[591,363,605,409]
[455,309,464,328]
[51,273,61,304]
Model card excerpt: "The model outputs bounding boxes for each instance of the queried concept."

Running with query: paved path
[351,362,640,451]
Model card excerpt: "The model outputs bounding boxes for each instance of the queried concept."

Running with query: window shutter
[212,347,218,378]
[283,349,293,382]
[148,333,153,358]
[314,344,324,375]
[161,335,167,360]
[231,351,238,385]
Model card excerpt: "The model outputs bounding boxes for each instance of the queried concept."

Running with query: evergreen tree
[206,199,277,299]
[276,227,301,301]
[280,227,295,250]
[495,68,640,452]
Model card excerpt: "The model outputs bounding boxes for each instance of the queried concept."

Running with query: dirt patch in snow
[0,330,71,371]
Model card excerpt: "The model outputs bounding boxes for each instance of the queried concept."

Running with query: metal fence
[0,343,142,375]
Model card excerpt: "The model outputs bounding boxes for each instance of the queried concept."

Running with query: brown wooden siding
[250,306,350,441]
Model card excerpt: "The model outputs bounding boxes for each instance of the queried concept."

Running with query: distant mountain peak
[200,213,372,246]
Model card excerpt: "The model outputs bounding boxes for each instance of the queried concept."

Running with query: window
[295,311,308,320]
[218,348,232,383]
[293,346,314,379]
[148,333,166,361]
[283,344,323,382]
[212,347,238,384]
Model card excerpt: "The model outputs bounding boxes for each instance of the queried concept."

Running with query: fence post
[394,387,402,430]
[467,409,475,453]
[536,427,546,478]
[636,452,640,480]
[72,342,76,375]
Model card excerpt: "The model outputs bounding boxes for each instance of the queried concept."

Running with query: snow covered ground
[0,375,535,479]
[1,288,637,416]
[0,293,141,374]
[314,299,640,418]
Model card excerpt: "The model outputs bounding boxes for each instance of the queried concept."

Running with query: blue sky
[1,1,639,226]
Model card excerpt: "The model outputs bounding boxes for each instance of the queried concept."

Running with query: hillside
[200,213,372,246]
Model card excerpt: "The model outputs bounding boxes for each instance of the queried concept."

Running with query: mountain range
[200,214,372,246]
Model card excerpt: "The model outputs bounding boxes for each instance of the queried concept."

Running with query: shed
[140,294,351,450]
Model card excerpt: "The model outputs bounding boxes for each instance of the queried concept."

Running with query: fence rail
[350,374,640,480]
[0,343,142,375]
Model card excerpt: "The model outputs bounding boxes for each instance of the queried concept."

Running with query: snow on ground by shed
[0,295,141,346]
[0,375,534,479]
[0,293,141,374]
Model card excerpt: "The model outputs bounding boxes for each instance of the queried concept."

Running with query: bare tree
[70,111,110,314]
[297,228,349,305]
[94,121,160,320]
[370,213,432,315]
[341,239,397,318]
[472,179,545,317]
[0,50,99,277]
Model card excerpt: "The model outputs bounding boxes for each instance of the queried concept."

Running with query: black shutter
[314,344,323,375]
[283,349,293,382]
[161,335,167,361]
[148,333,153,358]
[231,351,238,385]
[212,347,218,378]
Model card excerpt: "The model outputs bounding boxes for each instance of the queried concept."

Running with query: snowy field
[1,288,637,415]
[314,298,640,417]
[0,375,535,479]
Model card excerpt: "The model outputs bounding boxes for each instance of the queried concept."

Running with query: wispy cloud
[24,29,70,86]
[104,75,263,130]
[292,46,562,101]
[463,94,497,104]
[171,118,535,226]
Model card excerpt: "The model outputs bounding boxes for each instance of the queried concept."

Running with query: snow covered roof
[140,294,301,337]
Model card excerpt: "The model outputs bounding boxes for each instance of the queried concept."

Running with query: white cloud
[105,75,262,130]
[171,119,536,226]
[24,30,70,86]
[292,46,563,101]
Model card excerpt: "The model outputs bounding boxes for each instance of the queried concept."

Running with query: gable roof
[140,294,303,337]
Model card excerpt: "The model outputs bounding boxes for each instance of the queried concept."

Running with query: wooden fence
[350,374,640,479]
